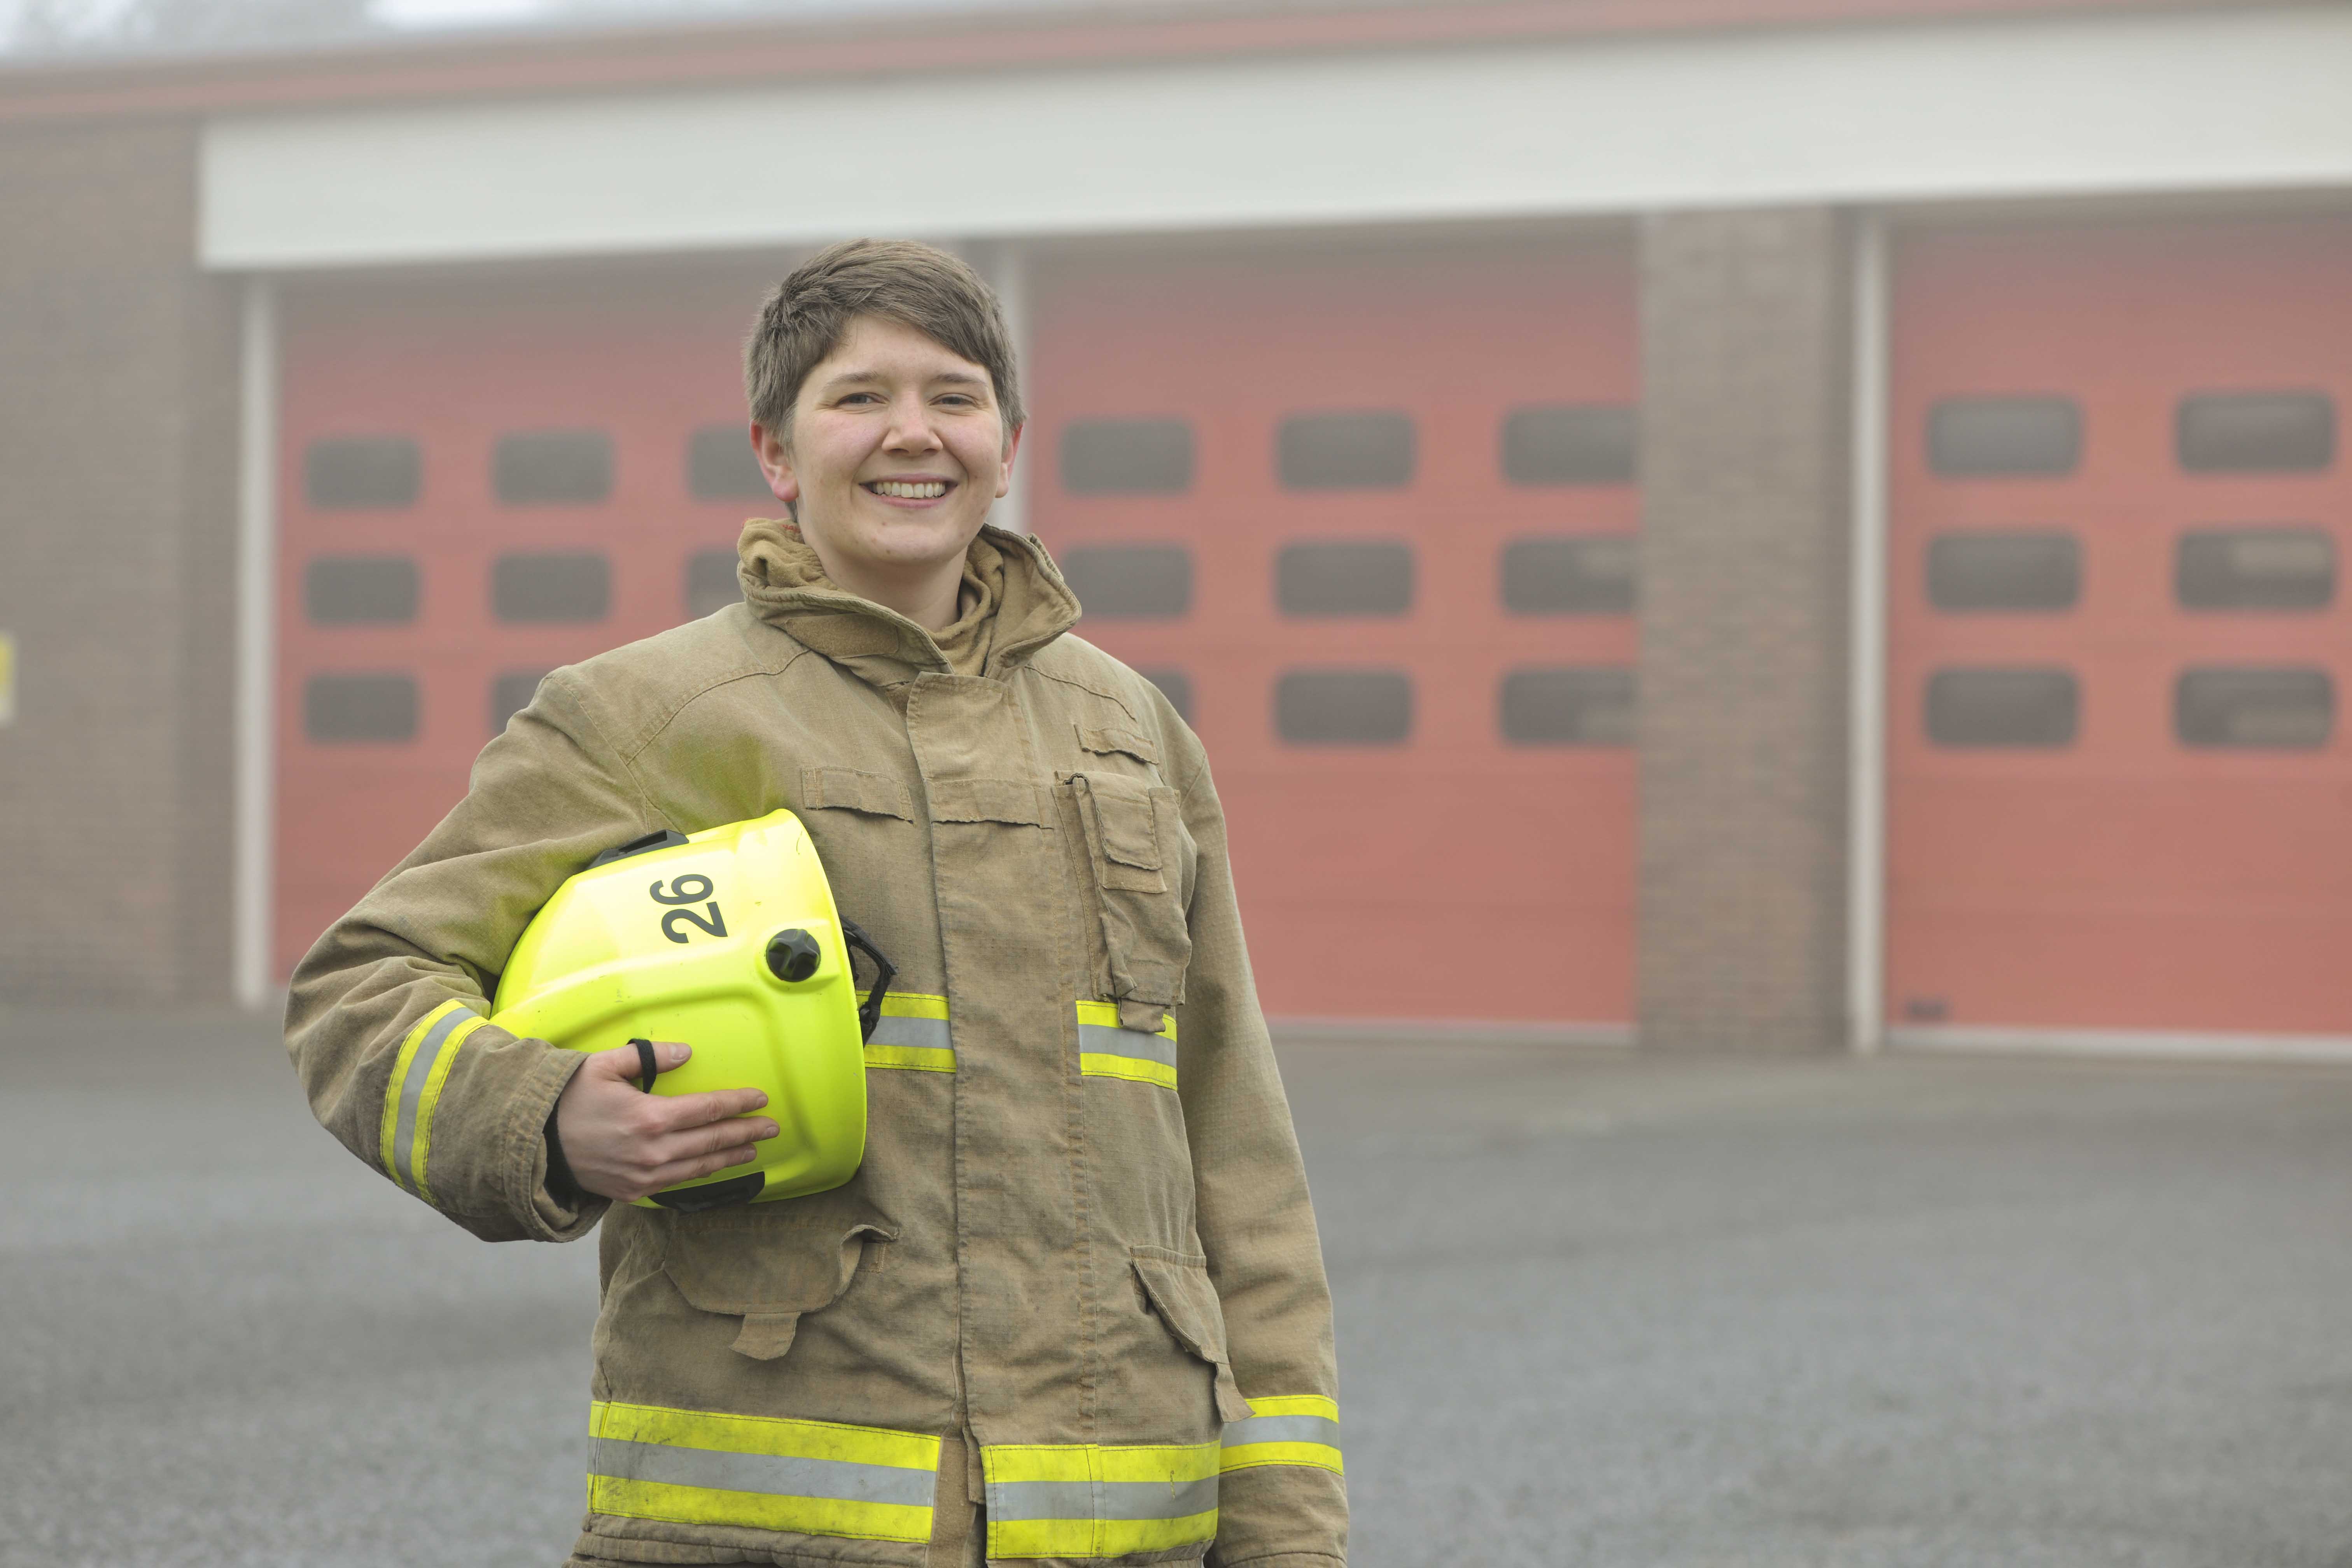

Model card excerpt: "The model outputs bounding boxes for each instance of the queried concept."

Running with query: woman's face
[754,314,1019,594]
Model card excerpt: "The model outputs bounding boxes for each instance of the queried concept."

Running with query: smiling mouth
[864,479,953,500]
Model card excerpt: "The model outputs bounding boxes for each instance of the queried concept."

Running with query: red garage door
[1030,238,1640,1026]
[1888,215,2352,1041]
[275,272,774,978]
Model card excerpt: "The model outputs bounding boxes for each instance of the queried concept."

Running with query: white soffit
[202,4,2352,270]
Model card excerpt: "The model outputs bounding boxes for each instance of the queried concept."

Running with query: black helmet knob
[765,929,822,983]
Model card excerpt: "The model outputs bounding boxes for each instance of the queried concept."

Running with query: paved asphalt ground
[5,1007,2352,1568]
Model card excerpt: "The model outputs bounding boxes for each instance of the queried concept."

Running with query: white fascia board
[202,5,2352,270]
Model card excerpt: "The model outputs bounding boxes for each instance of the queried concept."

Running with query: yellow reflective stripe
[1078,1054,1177,1090]
[1220,1441,1343,1474]
[1221,1394,1343,1476]
[880,992,948,1021]
[863,1043,956,1072]
[588,1401,939,1544]
[1072,999,1179,1041]
[1242,1395,1337,1421]
[865,992,955,1073]
[1074,1000,1179,1090]
[378,999,474,1197]
[982,1441,1220,1560]
[406,1012,484,1208]
[586,1475,932,1542]
[989,1508,1220,1560]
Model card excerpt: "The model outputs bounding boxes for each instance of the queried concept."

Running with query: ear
[751,420,799,508]
[994,420,1025,500]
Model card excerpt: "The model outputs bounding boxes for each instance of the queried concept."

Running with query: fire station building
[5,0,2351,1057]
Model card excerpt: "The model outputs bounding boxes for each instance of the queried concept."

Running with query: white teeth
[870,480,948,499]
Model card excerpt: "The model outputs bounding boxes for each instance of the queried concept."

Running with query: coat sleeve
[284,671,658,1243]
[1171,746,1349,1568]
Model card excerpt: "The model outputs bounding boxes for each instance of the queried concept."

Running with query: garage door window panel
[306,555,420,625]
[304,436,420,510]
[2175,668,2333,749]
[305,673,418,744]
[2176,528,2334,611]
[1277,411,1415,490]
[1927,396,2081,478]
[495,429,613,505]
[1062,545,1194,618]
[1277,541,1413,617]
[495,552,611,623]
[686,425,772,500]
[1925,668,2079,748]
[684,549,743,621]
[1501,536,1635,614]
[490,668,554,735]
[1275,670,1412,746]
[1138,668,1194,724]
[2176,392,2335,473]
[1500,667,1634,746]
[1500,404,1637,486]
[1060,419,1194,495]
[1926,531,2080,612]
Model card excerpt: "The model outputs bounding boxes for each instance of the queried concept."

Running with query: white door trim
[233,277,278,1011]
[1845,210,1890,1055]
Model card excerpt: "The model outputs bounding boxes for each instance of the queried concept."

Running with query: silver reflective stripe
[1076,1023,1177,1068]
[990,1475,1218,1523]
[589,1438,936,1508]
[869,1015,952,1054]
[1222,1414,1341,1449]
[393,1007,475,1184]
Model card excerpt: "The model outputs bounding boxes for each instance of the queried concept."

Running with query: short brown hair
[744,238,1024,449]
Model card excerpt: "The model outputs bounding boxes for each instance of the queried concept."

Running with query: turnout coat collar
[737,518,1082,685]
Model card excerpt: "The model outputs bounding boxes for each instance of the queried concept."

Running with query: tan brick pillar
[1636,208,1854,1052]
[0,120,240,1003]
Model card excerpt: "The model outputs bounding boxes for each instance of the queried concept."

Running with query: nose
[882,391,944,455]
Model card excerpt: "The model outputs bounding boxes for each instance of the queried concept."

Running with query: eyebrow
[820,366,989,389]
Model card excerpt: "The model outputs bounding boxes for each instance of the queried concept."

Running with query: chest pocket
[1067,771,1194,1026]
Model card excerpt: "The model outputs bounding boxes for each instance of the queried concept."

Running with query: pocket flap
[927,777,1050,826]
[665,1213,896,1362]
[1074,776,1166,875]
[800,766,913,821]
[1077,723,1160,767]
[1132,1248,1253,1423]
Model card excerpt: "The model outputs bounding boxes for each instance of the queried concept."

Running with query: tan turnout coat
[285,523,1347,1568]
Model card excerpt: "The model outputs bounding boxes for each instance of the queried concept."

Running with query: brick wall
[0,119,239,1003]
[1636,208,1854,1052]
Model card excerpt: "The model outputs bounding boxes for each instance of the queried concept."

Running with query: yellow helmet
[488,808,894,1211]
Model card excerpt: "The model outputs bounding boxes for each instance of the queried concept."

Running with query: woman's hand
[552,1041,776,1202]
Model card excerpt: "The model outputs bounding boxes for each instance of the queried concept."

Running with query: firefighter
[287,238,1347,1568]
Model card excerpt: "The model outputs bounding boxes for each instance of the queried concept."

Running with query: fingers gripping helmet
[489,809,894,1211]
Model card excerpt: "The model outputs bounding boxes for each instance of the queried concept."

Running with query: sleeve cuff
[512,1043,608,1241]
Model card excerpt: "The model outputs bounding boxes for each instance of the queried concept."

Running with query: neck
[799,532,967,632]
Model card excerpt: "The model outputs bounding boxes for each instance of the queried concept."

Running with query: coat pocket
[1069,773,1194,1021]
[662,1206,898,1362]
[1132,1246,1253,1423]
